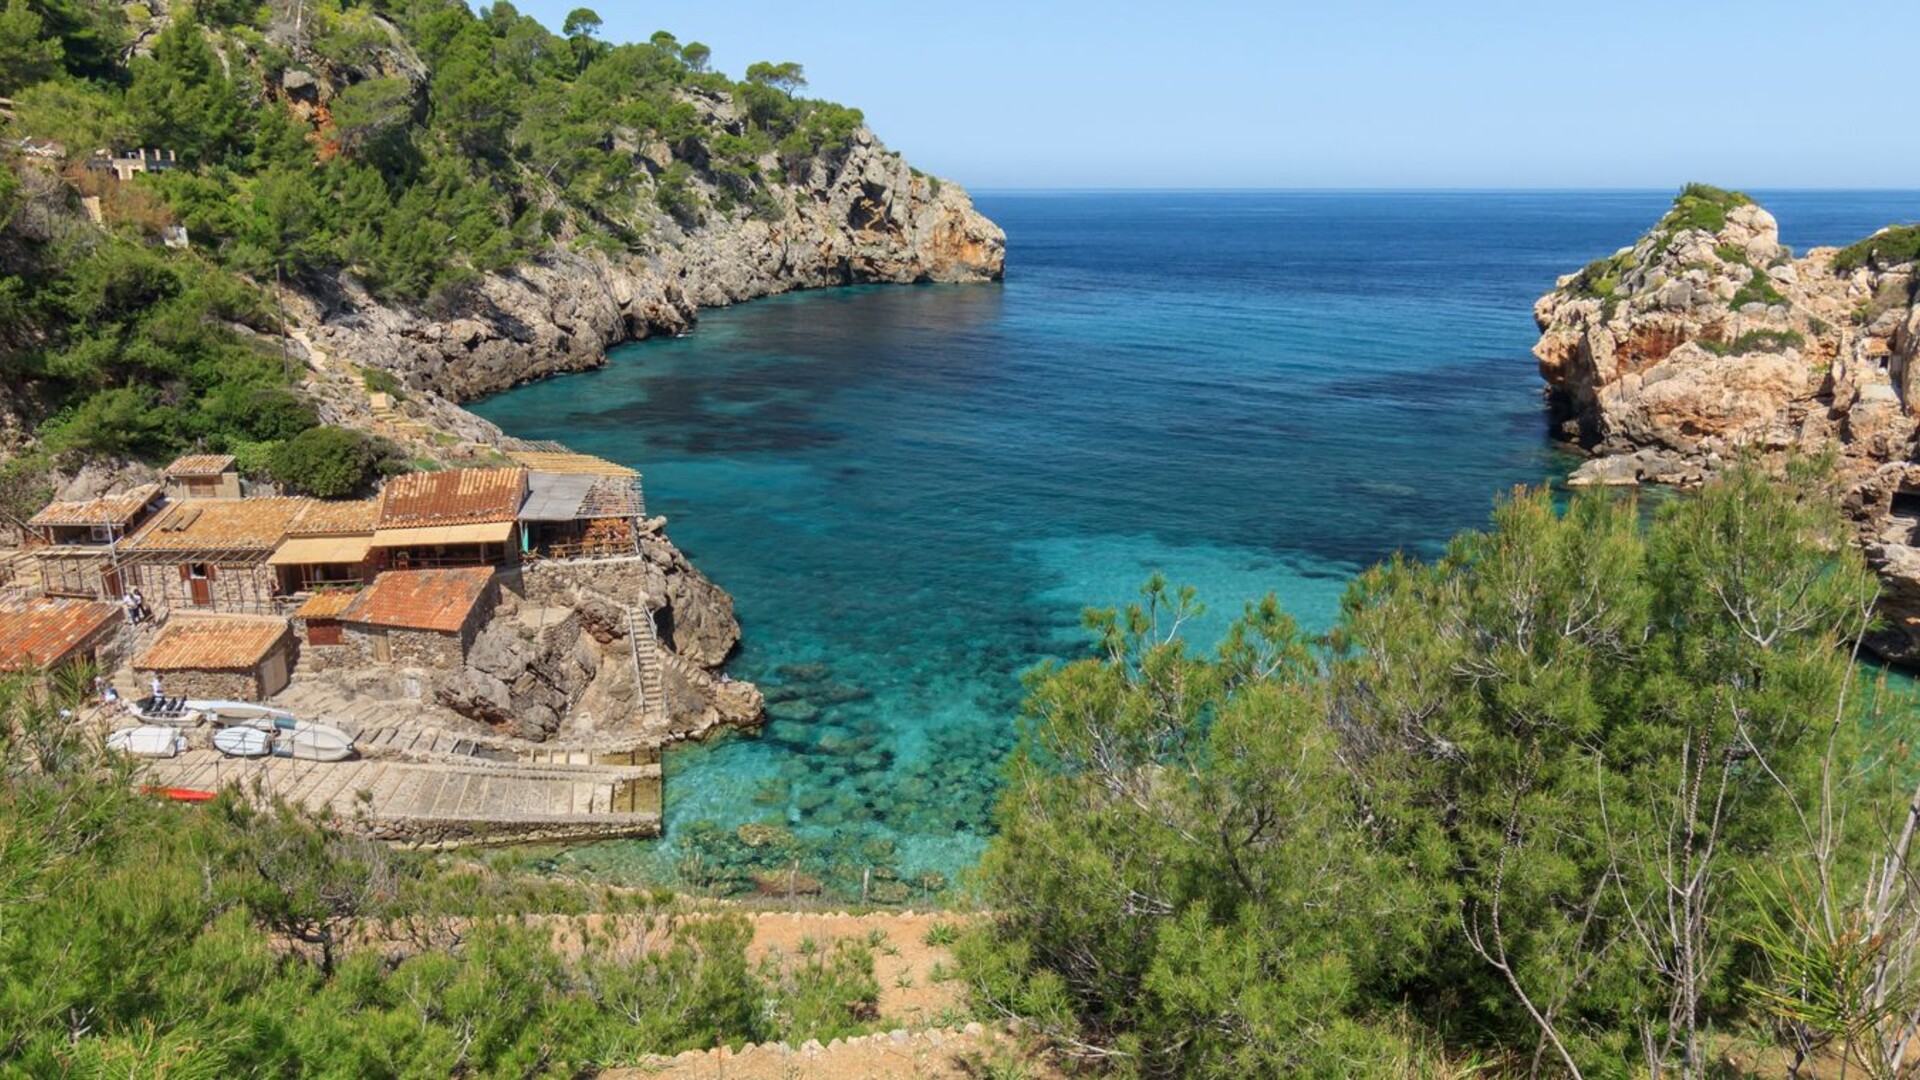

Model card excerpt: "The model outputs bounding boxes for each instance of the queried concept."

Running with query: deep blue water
[472,190,1920,890]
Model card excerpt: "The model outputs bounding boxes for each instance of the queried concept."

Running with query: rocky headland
[1532,185,1920,660]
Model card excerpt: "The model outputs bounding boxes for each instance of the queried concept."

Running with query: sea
[470,190,1920,893]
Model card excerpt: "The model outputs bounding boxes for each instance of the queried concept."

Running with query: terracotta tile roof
[27,483,162,528]
[378,468,526,529]
[0,597,122,670]
[288,498,381,536]
[342,568,494,632]
[134,615,289,671]
[295,590,359,619]
[123,498,314,553]
[164,454,236,477]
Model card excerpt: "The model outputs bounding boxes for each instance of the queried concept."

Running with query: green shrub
[1657,182,1754,236]
[1701,328,1805,356]
[1831,224,1920,273]
[360,365,405,400]
[1730,267,1788,309]
[268,426,395,497]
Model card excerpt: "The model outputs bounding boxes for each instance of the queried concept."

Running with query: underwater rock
[736,823,795,849]
[775,662,831,683]
[808,683,873,705]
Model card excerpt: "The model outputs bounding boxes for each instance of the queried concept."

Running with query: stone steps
[137,750,660,842]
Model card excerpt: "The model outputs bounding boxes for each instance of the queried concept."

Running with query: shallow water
[471,190,1920,892]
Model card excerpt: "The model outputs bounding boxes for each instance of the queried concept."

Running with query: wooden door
[185,563,212,607]
[100,566,123,600]
[371,628,391,663]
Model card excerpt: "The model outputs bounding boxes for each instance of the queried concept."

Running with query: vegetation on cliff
[963,466,1919,1077]
[0,672,883,1075]
[1565,184,1769,316]
[0,0,876,477]
[1832,223,1920,274]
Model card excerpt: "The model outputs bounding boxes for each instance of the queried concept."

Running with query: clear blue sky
[507,0,1919,190]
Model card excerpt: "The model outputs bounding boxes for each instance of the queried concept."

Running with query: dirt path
[600,911,1057,1079]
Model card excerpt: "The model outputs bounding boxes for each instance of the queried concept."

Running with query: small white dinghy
[126,696,202,726]
[212,726,272,758]
[187,699,297,726]
[269,719,355,762]
[107,726,185,758]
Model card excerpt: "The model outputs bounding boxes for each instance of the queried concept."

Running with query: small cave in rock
[1891,489,1920,542]
[845,181,891,232]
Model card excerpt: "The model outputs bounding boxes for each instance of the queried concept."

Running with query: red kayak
[140,786,216,803]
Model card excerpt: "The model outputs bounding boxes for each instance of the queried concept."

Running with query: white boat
[107,726,185,758]
[212,727,271,758]
[187,699,297,725]
[126,696,202,727]
[269,719,355,762]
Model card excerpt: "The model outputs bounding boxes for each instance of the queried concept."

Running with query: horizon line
[966,185,1920,195]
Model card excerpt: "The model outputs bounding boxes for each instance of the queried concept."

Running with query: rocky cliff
[284,128,1004,403]
[1533,186,1920,659]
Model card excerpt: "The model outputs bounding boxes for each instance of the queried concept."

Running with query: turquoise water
[472,190,1920,893]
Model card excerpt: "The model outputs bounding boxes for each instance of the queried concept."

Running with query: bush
[1730,267,1788,309]
[268,426,394,497]
[1831,223,1920,273]
[1657,181,1754,236]
[1701,328,1805,356]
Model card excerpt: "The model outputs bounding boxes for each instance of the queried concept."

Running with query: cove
[470,190,1920,892]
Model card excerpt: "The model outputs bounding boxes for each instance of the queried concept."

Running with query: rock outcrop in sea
[1533,186,1920,660]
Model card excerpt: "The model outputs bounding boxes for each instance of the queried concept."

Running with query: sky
[508,0,1920,190]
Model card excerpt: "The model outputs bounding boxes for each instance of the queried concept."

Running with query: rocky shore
[1532,187,1920,660]
[283,128,1005,404]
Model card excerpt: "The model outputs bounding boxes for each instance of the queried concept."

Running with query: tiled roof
[164,454,236,477]
[295,590,359,619]
[123,498,313,553]
[288,498,381,536]
[378,468,526,529]
[27,483,162,528]
[342,568,494,632]
[134,615,289,671]
[0,597,122,670]
[506,450,639,477]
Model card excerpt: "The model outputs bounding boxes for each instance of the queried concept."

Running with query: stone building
[369,467,525,571]
[332,567,498,668]
[86,147,179,182]
[162,454,242,500]
[508,449,646,560]
[118,498,315,616]
[0,596,125,677]
[24,483,163,599]
[133,614,295,700]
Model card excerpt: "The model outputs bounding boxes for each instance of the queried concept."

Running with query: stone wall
[359,811,661,848]
[127,560,282,617]
[135,667,261,701]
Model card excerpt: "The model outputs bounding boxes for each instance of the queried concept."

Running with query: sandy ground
[599,911,1060,1080]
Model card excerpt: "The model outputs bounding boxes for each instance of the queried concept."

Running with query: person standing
[149,674,163,701]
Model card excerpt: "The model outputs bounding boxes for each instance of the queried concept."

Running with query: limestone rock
[1534,192,1920,661]
[284,125,1002,406]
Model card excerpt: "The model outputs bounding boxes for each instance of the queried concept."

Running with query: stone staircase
[625,603,669,725]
